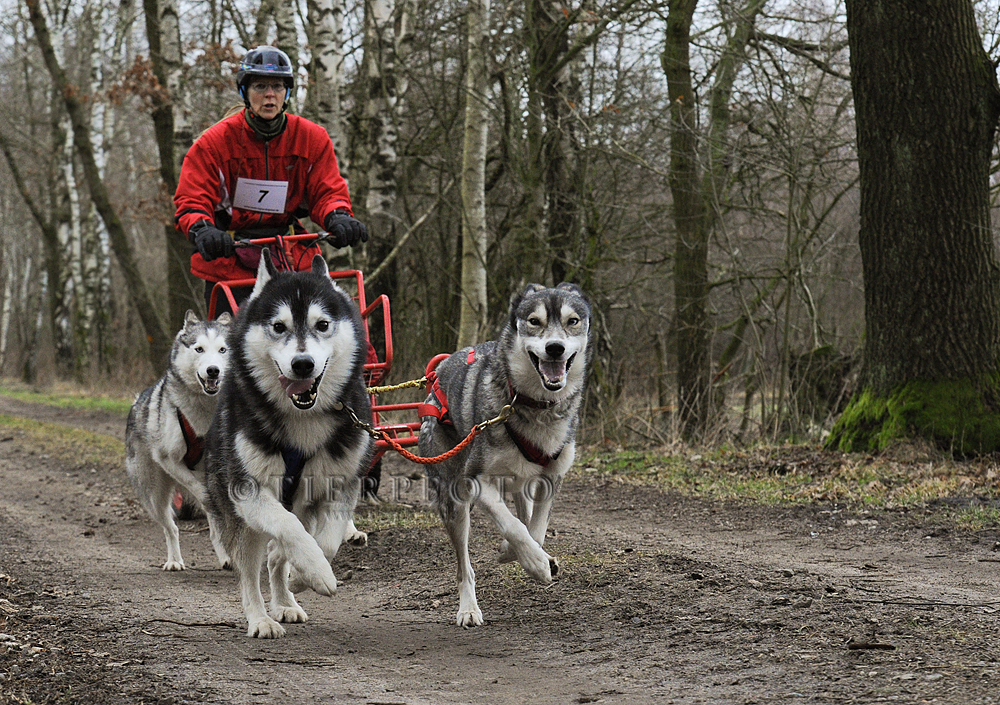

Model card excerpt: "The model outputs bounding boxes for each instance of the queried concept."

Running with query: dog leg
[233,490,338,597]
[343,517,368,547]
[476,482,556,583]
[155,457,233,569]
[524,472,563,548]
[288,502,352,593]
[267,541,308,623]
[441,500,482,627]
[231,530,286,638]
[149,475,185,571]
[175,478,232,570]
[498,490,531,564]
[205,511,232,570]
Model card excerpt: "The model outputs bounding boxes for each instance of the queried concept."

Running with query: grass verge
[0,383,132,417]
[577,443,1000,517]
[0,414,126,468]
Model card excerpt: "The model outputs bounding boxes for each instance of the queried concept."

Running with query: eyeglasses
[249,81,286,94]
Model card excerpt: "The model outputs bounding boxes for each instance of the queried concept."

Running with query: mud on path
[1,393,1000,704]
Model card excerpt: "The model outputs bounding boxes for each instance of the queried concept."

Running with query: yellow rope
[366,376,428,396]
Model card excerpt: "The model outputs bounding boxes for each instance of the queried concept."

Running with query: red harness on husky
[176,410,205,471]
[417,349,563,468]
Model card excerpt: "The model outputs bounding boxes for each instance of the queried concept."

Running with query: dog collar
[507,378,556,410]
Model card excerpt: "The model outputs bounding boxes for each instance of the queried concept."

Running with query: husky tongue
[279,375,314,397]
[539,359,567,382]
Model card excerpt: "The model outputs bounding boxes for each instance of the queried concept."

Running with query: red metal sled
[205,232,441,469]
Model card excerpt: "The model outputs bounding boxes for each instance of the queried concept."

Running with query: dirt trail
[1,394,1000,704]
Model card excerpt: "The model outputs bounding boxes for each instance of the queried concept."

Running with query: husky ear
[555,282,583,296]
[183,309,200,333]
[248,248,277,301]
[214,311,233,326]
[508,283,545,326]
[310,254,330,278]
[177,309,201,338]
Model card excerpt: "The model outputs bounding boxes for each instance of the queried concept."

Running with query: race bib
[232,178,289,214]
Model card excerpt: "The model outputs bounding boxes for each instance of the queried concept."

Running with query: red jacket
[174,110,352,282]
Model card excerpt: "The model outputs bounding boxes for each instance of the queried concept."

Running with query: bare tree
[26,0,171,367]
[828,0,1000,453]
[142,0,200,331]
[662,0,766,439]
[456,0,491,347]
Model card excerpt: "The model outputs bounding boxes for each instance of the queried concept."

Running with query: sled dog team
[126,251,592,638]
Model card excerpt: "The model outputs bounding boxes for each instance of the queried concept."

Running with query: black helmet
[236,46,294,101]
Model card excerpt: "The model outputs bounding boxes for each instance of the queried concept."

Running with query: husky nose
[206,366,220,380]
[291,355,315,377]
[545,341,565,359]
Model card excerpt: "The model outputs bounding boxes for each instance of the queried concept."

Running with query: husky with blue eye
[418,283,592,627]
[204,250,372,638]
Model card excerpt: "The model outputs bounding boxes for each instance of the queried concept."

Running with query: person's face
[247,79,286,120]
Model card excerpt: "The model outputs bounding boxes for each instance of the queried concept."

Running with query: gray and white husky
[418,282,592,627]
[204,250,373,638]
[126,310,233,571]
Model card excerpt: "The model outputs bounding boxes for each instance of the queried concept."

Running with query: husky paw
[162,560,186,571]
[456,607,484,628]
[220,559,233,571]
[521,551,556,584]
[344,530,368,547]
[300,563,338,596]
[271,605,308,624]
[248,617,286,639]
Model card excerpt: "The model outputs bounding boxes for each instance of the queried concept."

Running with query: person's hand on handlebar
[324,210,369,248]
[190,221,236,261]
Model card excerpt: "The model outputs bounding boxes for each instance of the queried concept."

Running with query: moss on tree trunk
[829,0,1000,454]
[827,377,1000,454]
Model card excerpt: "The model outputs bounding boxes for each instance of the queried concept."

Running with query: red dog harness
[418,349,563,468]
[176,410,205,471]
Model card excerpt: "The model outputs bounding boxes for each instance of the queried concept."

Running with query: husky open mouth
[529,352,576,391]
[278,371,324,410]
[199,374,221,396]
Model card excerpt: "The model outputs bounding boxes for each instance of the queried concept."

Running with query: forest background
[1,0,999,448]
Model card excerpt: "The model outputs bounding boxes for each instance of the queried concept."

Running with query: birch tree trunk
[75,3,111,380]
[274,1,299,79]
[456,0,491,347]
[55,113,80,377]
[143,0,199,330]
[356,0,401,300]
[304,0,347,156]
[254,0,276,46]
[27,0,171,367]
[0,259,12,374]
[0,118,72,377]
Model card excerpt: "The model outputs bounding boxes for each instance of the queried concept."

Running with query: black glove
[324,210,369,248]
[190,221,235,262]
